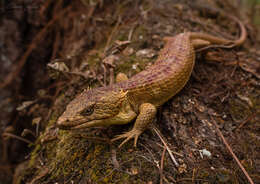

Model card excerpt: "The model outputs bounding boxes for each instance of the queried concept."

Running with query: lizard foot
[111,129,142,148]
[112,103,156,148]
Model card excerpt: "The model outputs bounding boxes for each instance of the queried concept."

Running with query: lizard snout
[56,115,87,129]
[56,116,70,129]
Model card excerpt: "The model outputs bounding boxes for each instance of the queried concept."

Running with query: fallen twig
[152,126,179,167]
[2,132,33,144]
[160,146,166,184]
[210,116,254,184]
[104,16,122,54]
[235,113,256,131]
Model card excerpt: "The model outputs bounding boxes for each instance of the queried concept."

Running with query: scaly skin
[57,10,246,148]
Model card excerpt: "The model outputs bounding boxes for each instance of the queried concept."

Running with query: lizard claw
[111,129,142,148]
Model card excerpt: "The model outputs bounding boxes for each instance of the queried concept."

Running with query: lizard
[57,7,247,148]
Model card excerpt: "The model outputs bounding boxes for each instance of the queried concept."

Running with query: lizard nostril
[57,117,66,126]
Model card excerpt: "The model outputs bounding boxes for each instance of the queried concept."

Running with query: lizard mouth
[57,116,108,130]
[56,116,88,129]
[70,120,104,129]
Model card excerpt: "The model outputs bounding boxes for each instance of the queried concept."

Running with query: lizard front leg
[112,103,157,148]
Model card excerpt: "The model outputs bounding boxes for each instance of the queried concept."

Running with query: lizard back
[116,33,195,111]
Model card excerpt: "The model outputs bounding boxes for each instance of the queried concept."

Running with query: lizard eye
[80,106,94,116]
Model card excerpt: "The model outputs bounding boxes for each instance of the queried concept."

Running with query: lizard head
[57,88,136,129]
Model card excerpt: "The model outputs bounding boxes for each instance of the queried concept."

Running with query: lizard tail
[189,6,247,48]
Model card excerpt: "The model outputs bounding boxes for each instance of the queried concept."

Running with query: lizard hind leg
[112,103,157,148]
[116,72,128,83]
[192,39,211,49]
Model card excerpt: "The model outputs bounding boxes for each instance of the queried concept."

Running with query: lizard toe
[111,130,142,148]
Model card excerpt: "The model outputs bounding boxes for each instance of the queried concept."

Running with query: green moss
[47,112,60,126]
[115,54,155,78]
[28,144,41,167]
[117,33,129,41]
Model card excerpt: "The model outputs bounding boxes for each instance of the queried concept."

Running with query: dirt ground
[0,0,259,183]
